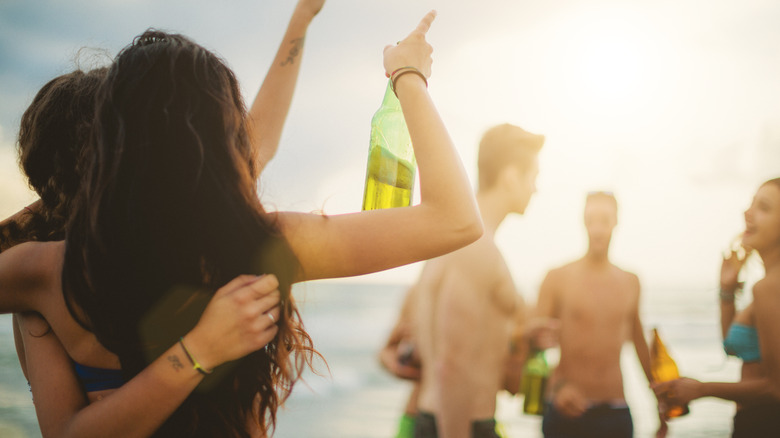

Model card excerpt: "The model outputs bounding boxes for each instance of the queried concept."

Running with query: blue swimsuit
[723,323,761,363]
[73,361,125,392]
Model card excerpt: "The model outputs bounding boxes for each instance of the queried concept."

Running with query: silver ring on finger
[267,312,276,324]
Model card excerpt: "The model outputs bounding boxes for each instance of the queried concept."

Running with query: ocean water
[0,281,739,437]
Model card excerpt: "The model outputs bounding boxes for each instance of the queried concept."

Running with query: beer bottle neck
[380,80,402,111]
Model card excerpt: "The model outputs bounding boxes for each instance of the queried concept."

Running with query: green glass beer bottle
[362,80,416,210]
[522,349,549,415]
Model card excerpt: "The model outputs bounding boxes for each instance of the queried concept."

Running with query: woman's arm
[655,282,780,406]
[654,377,776,406]
[653,278,780,409]
[16,312,89,437]
[0,242,57,313]
[18,274,281,438]
[249,0,324,172]
[0,199,41,228]
[719,250,746,339]
[279,11,482,282]
[378,285,420,381]
[0,199,42,253]
[503,295,530,395]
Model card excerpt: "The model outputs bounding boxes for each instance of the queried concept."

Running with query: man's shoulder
[546,260,578,278]
[611,265,640,284]
[435,237,510,292]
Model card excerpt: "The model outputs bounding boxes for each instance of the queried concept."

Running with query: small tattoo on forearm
[168,354,184,371]
[281,37,305,66]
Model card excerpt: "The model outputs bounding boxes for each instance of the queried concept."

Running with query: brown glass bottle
[651,327,690,418]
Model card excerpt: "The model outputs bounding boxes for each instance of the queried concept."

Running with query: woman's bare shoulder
[3,240,64,266]
[0,241,64,312]
[753,276,780,302]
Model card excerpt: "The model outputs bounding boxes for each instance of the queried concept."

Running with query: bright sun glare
[542,6,674,128]
[570,30,646,103]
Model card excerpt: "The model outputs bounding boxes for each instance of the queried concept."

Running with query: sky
[1,0,779,302]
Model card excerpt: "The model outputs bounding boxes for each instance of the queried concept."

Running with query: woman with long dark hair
[654,178,780,437]
[2,9,481,437]
[0,67,106,251]
[1,64,283,436]
[2,2,329,436]
[2,60,285,438]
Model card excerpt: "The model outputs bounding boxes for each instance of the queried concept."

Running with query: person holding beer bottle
[534,191,667,438]
[654,178,780,438]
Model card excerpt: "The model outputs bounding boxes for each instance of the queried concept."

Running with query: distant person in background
[411,123,544,438]
[654,177,780,438]
[534,191,667,438]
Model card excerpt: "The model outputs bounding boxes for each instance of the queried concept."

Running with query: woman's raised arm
[249,0,325,172]
[279,11,483,282]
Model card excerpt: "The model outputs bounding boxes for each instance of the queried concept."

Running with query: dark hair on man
[63,30,314,437]
[477,123,544,190]
[0,68,106,251]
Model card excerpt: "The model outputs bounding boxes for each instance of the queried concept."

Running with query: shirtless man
[413,123,544,438]
[535,192,666,438]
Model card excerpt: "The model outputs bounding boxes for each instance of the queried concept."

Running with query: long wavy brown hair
[63,30,314,437]
[0,68,105,251]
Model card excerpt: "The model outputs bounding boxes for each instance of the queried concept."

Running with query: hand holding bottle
[650,327,690,418]
[383,11,436,79]
[181,274,281,372]
[652,377,703,409]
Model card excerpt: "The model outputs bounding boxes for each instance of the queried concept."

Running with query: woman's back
[2,241,122,402]
[61,30,308,437]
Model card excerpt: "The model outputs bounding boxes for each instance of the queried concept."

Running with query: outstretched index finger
[412,10,437,36]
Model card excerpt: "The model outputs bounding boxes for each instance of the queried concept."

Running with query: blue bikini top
[73,361,125,392]
[723,323,761,363]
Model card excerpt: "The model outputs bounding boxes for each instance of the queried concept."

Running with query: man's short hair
[478,123,544,190]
